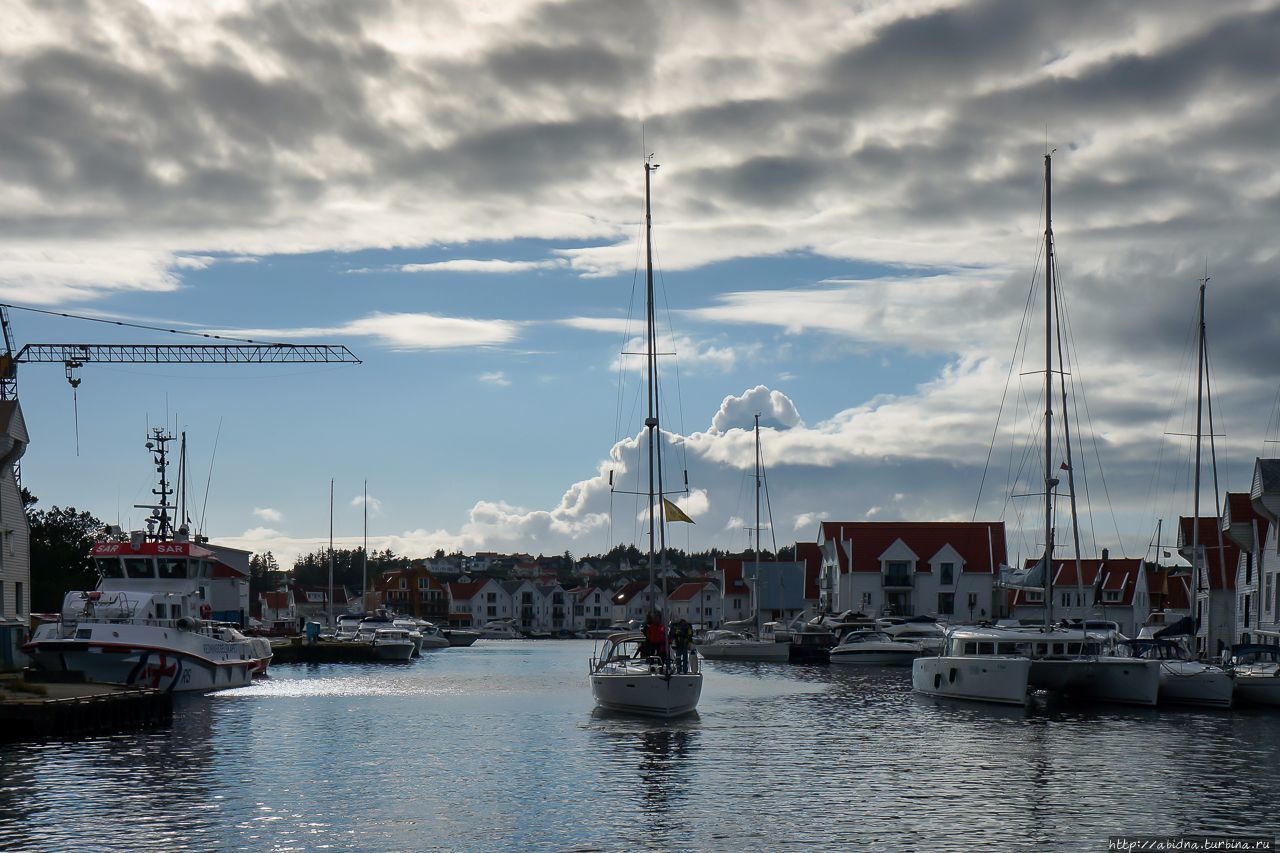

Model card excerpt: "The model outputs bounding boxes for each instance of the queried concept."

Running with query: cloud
[399,259,564,273]
[793,510,829,533]
[710,386,804,434]
[205,311,520,350]
[479,371,511,386]
[351,494,383,516]
[252,507,283,523]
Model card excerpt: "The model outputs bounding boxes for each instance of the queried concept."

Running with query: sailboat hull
[591,670,703,718]
[1029,658,1160,706]
[912,656,1031,705]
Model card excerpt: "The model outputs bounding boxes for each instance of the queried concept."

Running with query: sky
[3,0,1280,570]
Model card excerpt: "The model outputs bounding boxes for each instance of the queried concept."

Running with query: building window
[884,561,912,587]
[399,579,407,590]
[938,593,954,615]
[1103,590,1121,603]
[487,592,496,602]
[1026,591,1043,603]
[940,563,954,585]
[1267,574,1274,614]
[419,578,429,589]
[1061,592,1072,608]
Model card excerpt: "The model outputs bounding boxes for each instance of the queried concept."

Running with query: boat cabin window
[157,558,187,580]
[963,641,978,655]
[996,642,1020,655]
[124,558,154,579]
[1035,643,1049,655]
[1067,643,1082,655]
[977,642,995,655]
[95,558,124,578]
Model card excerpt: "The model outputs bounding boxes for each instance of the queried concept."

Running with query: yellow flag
[663,498,695,524]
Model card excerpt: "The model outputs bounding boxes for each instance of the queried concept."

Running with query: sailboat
[698,414,789,662]
[914,153,1159,705]
[589,156,704,717]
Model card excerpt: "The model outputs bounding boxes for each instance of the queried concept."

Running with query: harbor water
[2,640,1278,851]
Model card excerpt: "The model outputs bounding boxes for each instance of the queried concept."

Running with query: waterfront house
[817,521,1005,620]
[572,586,612,630]
[502,580,541,631]
[795,541,823,614]
[259,590,295,631]
[610,580,665,625]
[287,584,353,629]
[712,559,752,623]
[0,400,30,669]
[447,577,507,627]
[666,580,722,629]
[1179,515,1240,658]
[1144,566,1192,630]
[1228,460,1280,647]
[205,543,252,626]
[1006,554,1150,635]
[535,583,569,632]
[374,565,449,621]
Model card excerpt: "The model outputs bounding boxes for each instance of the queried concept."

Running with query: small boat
[367,627,416,661]
[416,621,451,650]
[879,618,946,655]
[1117,637,1232,708]
[590,632,702,718]
[829,630,920,666]
[696,629,790,662]
[392,619,424,655]
[443,628,479,647]
[1228,644,1280,706]
[478,620,521,640]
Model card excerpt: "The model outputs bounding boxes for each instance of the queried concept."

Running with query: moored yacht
[1228,644,1280,706]
[696,629,790,662]
[1117,637,1233,708]
[829,629,920,666]
[479,619,521,639]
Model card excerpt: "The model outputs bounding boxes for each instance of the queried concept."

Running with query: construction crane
[0,304,360,401]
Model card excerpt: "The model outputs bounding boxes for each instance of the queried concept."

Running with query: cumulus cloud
[351,494,383,515]
[479,371,511,386]
[710,386,804,434]
[252,507,283,523]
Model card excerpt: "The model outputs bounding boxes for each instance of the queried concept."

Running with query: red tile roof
[819,521,1007,574]
[1146,567,1192,611]
[667,581,713,602]
[262,591,289,609]
[713,559,750,595]
[795,542,822,600]
[1177,516,1239,591]
[448,580,489,601]
[612,580,649,605]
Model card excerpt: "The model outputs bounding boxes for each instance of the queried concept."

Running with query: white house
[611,581,665,625]
[712,559,752,623]
[535,583,569,632]
[1007,556,1151,636]
[206,543,252,626]
[666,580,722,629]
[0,400,30,669]
[817,521,1005,621]
[447,577,508,627]
[1227,461,1280,647]
[503,580,541,631]
[572,586,613,631]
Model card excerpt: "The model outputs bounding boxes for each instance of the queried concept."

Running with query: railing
[882,572,914,589]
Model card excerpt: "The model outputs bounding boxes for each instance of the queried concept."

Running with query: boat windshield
[124,558,154,579]
[95,558,123,578]
[157,558,188,580]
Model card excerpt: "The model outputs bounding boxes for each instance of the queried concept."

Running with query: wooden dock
[0,675,173,742]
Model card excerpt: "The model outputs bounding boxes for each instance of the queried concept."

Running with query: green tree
[24,489,107,612]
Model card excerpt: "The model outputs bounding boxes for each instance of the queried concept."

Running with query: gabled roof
[713,559,750,596]
[795,542,823,601]
[1009,558,1144,607]
[574,586,598,602]
[1146,567,1192,611]
[289,584,349,605]
[818,521,1006,574]
[1177,516,1239,591]
[667,580,713,602]
[448,580,490,601]
[612,580,650,605]
[261,591,290,609]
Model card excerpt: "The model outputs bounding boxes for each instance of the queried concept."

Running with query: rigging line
[760,439,778,555]
[973,239,1044,521]
[198,417,223,536]
[1204,329,1231,593]
[650,222,692,480]
[1263,381,1280,455]
[1051,254,1096,556]
[1055,254,1125,557]
[0,302,288,346]
[613,218,645,452]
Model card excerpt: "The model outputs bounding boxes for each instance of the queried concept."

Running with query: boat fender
[934,673,943,689]
[948,667,958,684]
[200,603,213,620]
[176,617,198,631]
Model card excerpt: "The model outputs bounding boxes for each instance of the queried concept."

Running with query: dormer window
[1103,590,1122,603]
[1025,590,1043,603]
[940,563,955,585]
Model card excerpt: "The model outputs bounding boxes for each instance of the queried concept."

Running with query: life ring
[199,603,213,620]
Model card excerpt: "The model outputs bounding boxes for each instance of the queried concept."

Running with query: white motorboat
[1228,644,1280,706]
[590,632,702,718]
[1117,638,1233,708]
[879,618,946,655]
[367,627,416,661]
[392,619,424,655]
[829,629,920,666]
[479,620,521,640]
[444,628,480,647]
[24,430,259,692]
[416,621,451,650]
[696,629,790,662]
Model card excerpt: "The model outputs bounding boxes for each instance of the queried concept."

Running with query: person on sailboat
[643,611,667,660]
[670,618,693,673]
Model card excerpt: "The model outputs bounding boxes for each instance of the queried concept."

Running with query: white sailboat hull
[698,640,790,662]
[913,656,1031,705]
[591,668,703,718]
[1234,669,1280,706]
[830,647,918,666]
[1155,661,1233,708]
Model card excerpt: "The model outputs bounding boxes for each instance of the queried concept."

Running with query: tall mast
[1043,153,1056,627]
[328,477,335,629]
[362,479,368,612]
[754,413,762,637]
[643,156,663,615]
[1191,275,1207,653]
